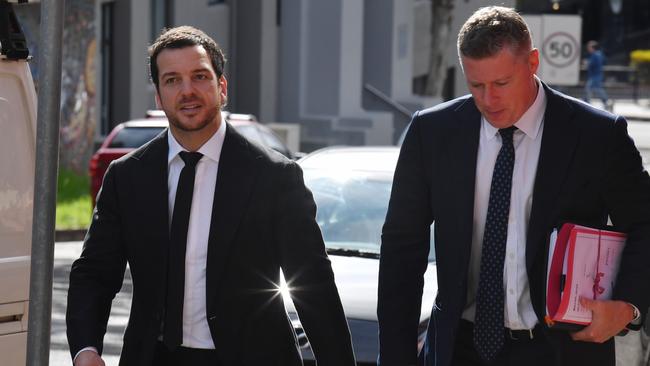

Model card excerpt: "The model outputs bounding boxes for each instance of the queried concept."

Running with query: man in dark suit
[67,26,356,366]
[378,6,650,366]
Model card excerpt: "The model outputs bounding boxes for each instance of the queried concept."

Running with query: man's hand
[73,350,105,366]
[570,298,635,343]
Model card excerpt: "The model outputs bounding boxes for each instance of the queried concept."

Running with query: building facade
[27,0,650,163]
[98,0,444,151]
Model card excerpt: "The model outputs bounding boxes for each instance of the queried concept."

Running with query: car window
[303,168,435,262]
[109,127,165,148]
[259,127,290,156]
[233,124,264,145]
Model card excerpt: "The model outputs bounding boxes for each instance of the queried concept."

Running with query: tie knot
[498,126,517,142]
[179,151,203,168]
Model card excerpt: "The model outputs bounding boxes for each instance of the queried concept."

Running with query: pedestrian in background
[584,40,612,111]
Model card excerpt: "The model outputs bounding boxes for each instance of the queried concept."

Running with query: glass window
[100,3,113,136]
[151,0,171,41]
[109,127,165,148]
[233,125,263,145]
[259,127,290,156]
[303,169,435,262]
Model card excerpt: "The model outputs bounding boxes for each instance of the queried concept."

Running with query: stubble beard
[167,103,221,133]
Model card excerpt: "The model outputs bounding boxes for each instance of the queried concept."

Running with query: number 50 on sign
[523,14,582,86]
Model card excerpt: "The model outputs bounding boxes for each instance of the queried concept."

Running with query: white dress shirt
[167,120,225,348]
[462,79,546,330]
[73,121,226,361]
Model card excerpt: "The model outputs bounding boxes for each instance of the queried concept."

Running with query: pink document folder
[545,223,626,328]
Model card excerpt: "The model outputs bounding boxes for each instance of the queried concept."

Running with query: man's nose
[179,78,195,95]
[482,86,498,106]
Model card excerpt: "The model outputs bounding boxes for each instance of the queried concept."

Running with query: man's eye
[195,74,208,80]
[164,77,178,85]
[496,81,508,86]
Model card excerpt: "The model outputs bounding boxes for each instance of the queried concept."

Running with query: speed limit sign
[542,32,579,68]
[524,14,582,86]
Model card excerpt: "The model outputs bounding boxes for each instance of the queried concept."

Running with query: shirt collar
[167,119,226,165]
[483,77,546,141]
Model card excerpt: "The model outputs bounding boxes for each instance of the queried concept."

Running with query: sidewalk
[588,98,650,121]
[55,229,86,242]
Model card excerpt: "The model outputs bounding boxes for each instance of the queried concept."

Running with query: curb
[622,115,650,122]
[55,229,86,242]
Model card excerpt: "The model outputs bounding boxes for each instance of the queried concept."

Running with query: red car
[89,111,296,207]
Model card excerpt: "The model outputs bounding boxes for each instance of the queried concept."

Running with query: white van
[0,1,37,364]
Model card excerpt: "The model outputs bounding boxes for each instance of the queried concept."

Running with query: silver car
[282,147,438,364]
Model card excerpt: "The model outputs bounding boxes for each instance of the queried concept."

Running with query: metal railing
[363,83,414,118]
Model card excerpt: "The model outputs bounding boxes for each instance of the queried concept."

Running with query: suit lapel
[526,84,579,271]
[205,123,261,311]
[132,131,171,280]
[450,99,481,270]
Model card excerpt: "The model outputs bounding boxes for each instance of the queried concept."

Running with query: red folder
[545,223,626,330]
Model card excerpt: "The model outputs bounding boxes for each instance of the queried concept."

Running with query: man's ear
[219,75,228,100]
[154,90,162,109]
[529,48,540,75]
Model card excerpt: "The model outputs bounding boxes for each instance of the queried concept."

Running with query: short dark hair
[587,40,600,50]
[457,6,532,60]
[148,26,226,90]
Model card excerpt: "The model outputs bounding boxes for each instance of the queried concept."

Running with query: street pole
[26,0,65,365]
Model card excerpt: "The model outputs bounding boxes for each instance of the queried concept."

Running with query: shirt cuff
[73,347,98,363]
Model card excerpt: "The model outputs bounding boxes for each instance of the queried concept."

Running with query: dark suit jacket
[66,123,356,366]
[378,83,650,366]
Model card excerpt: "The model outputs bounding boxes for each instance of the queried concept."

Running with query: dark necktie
[473,126,516,362]
[163,151,203,349]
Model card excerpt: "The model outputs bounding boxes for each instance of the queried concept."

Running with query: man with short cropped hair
[378,6,650,366]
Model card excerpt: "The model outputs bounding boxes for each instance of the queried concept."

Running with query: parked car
[90,111,295,206]
[282,147,437,365]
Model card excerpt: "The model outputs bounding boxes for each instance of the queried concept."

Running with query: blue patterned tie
[474,126,516,362]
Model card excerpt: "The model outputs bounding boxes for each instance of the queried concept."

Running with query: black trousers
[451,320,556,366]
[152,341,222,366]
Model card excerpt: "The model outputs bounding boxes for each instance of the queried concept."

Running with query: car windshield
[233,124,263,145]
[303,168,435,262]
[109,127,165,148]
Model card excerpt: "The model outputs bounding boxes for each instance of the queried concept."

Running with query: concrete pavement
[51,240,649,365]
[51,241,127,366]
[588,98,650,121]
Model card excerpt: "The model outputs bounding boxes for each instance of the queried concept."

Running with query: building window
[151,0,171,41]
[100,2,113,136]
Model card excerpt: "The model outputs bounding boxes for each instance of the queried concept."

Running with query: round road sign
[542,31,579,68]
